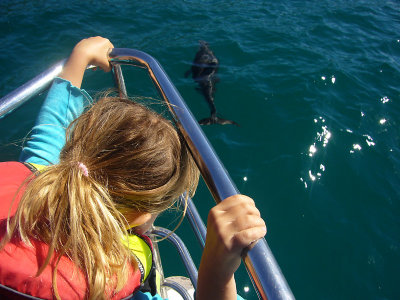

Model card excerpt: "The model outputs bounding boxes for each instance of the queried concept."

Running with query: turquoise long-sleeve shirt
[19,77,91,165]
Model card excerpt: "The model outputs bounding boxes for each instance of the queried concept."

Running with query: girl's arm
[60,36,114,88]
[196,195,267,300]
[20,37,114,165]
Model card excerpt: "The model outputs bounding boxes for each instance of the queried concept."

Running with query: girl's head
[62,96,199,221]
[5,96,199,299]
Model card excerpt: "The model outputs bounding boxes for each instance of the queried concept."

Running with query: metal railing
[0,48,295,300]
[151,227,198,289]
[162,279,193,300]
[0,60,65,118]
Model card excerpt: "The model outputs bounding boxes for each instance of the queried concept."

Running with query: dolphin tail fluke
[217,117,240,126]
[198,115,239,126]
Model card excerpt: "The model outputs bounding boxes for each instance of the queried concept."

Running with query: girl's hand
[60,36,114,88]
[196,195,266,300]
[71,36,114,72]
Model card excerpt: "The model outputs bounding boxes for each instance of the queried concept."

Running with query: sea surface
[0,1,399,299]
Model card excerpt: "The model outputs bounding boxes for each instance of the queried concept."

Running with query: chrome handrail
[0,60,65,118]
[151,227,198,288]
[112,64,128,99]
[162,279,193,300]
[109,48,295,300]
[183,195,207,249]
[0,48,295,300]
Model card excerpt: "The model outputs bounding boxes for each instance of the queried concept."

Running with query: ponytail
[2,162,133,299]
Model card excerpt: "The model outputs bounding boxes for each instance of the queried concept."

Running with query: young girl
[0,37,266,300]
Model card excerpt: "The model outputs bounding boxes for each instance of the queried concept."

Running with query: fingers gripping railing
[0,49,295,300]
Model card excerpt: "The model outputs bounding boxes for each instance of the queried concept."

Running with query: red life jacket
[0,162,148,299]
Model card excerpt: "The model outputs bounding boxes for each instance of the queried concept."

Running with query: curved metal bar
[162,279,193,300]
[183,195,207,249]
[151,227,198,289]
[111,64,128,98]
[110,48,295,300]
[0,60,65,118]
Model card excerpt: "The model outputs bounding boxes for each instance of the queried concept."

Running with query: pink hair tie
[78,162,89,177]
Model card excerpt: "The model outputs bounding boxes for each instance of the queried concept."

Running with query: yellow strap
[156,269,161,293]
[27,163,48,173]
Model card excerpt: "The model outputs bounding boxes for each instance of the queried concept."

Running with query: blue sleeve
[19,77,92,165]
[131,292,165,300]
[131,291,245,300]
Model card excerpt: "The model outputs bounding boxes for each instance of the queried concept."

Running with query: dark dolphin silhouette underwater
[185,41,239,126]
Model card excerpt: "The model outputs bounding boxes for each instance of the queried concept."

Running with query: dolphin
[185,41,239,126]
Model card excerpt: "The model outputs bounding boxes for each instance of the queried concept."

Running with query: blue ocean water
[0,1,399,299]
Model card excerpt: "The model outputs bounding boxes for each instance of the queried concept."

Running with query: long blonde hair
[1,97,199,299]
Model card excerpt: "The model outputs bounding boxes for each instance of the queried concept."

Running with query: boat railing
[0,48,295,300]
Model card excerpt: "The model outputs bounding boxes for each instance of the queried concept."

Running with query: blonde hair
[1,97,199,299]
